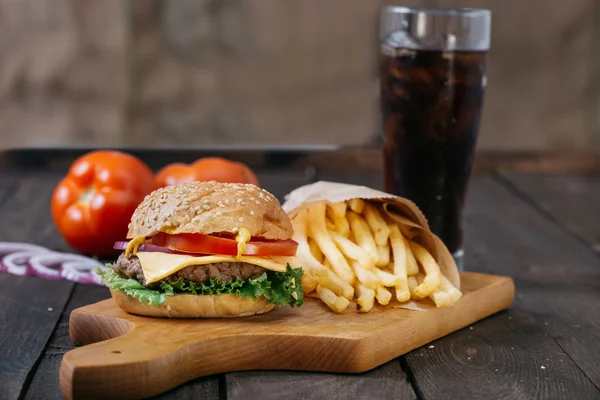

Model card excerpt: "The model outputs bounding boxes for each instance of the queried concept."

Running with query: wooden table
[1,148,599,400]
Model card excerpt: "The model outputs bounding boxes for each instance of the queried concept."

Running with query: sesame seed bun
[127,181,293,240]
[110,289,275,318]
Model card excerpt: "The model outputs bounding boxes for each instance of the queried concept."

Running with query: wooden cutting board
[60,271,515,400]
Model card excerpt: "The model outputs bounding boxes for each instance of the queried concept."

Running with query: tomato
[51,150,155,256]
[152,232,298,257]
[155,157,259,188]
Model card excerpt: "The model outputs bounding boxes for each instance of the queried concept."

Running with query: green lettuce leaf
[95,264,304,308]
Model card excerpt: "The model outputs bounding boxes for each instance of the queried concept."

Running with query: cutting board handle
[60,328,194,400]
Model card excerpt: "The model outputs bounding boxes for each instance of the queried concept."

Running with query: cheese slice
[136,251,291,284]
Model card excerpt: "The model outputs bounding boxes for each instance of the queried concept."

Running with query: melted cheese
[137,251,290,284]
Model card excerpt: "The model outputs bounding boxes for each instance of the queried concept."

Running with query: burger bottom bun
[110,289,276,318]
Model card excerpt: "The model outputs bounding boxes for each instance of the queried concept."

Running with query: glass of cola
[379,7,491,270]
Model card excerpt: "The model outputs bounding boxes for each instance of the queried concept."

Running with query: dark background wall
[0,0,597,151]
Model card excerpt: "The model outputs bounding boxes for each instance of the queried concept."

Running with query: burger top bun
[127,181,293,240]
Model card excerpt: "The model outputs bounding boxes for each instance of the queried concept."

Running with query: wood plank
[499,173,600,253]
[226,361,414,400]
[22,284,110,400]
[0,169,22,209]
[3,148,600,177]
[0,170,70,251]
[0,171,75,399]
[402,175,600,398]
[404,309,599,399]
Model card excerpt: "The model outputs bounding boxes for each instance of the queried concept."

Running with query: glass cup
[379,7,491,270]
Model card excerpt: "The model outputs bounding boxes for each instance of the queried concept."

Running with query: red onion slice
[113,241,174,254]
[61,265,103,285]
[29,253,103,281]
[0,242,105,285]
[0,243,50,255]
[3,251,41,276]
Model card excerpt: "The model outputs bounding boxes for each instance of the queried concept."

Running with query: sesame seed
[238,217,244,223]
[255,200,260,205]
[203,205,211,210]
[250,210,255,216]
[232,227,238,232]
[236,199,242,204]
[241,201,247,206]
[216,211,222,216]
[250,197,255,201]
[225,199,231,205]
[203,199,209,204]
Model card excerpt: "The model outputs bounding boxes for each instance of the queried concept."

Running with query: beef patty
[113,252,265,286]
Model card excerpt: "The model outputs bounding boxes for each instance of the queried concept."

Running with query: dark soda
[381,47,487,255]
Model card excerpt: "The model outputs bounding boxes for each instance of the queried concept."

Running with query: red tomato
[152,232,298,257]
[155,157,259,188]
[51,150,155,256]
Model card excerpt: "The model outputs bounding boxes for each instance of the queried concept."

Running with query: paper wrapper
[282,181,461,312]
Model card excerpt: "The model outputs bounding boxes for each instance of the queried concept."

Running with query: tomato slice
[152,232,298,257]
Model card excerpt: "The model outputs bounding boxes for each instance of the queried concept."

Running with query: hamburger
[95,181,304,318]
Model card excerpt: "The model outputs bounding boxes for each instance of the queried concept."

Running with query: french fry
[347,211,378,264]
[328,203,350,238]
[440,275,463,304]
[329,230,371,269]
[347,198,366,214]
[290,210,353,298]
[419,273,461,308]
[430,290,454,308]
[308,238,324,264]
[389,224,410,302]
[403,234,419,276]
[355,283,375,312]
[407,274,425,300]
[316,285,350,313]
[301,270,320,294]
[376,242,390,268]
[319,269,355,300]
[350,261,381,290]
[373,267,400,287]
[290,210,328,292]
[331,202,347,219]
[376,286,392,305]
[325,218,336,232]
[409,241,442,298]
[307,203,355,284]
[290,200,459,313]
[364,203,390,246]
